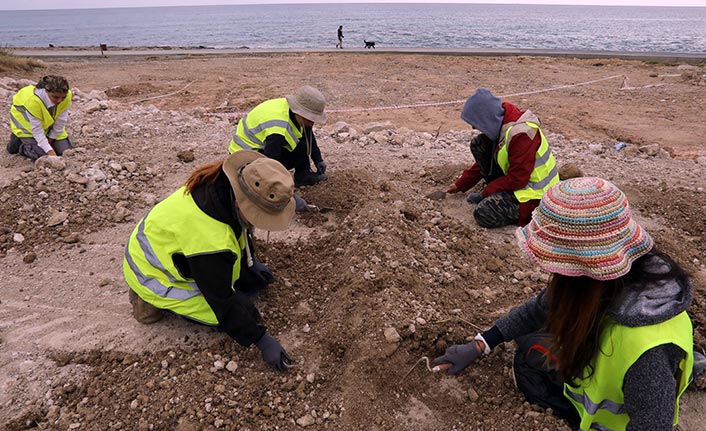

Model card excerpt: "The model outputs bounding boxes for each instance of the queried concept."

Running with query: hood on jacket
[460,88,504,142]
[609,251,693,327]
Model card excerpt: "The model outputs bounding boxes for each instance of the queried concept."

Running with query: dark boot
[294,170,328,187]
[7,135,21,154]
[129,289,163,324]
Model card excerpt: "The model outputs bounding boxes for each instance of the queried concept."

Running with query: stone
[467,386,480,402]
[296,414,315,427]
[23,252,37,263]
[383,327,401,343]
[35,155,66,171]
[639,144,660,156]
[47,211,69,227]
[558,163,583,180]
[177,150,195,163]
[426,190,446,201]
[225,361,238,373]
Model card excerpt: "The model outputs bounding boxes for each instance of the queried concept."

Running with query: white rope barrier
[206,74,664,117]
[130,81,194,104]
[327,74,625,113]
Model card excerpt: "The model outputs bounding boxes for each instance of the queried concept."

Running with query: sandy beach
[1,50,705,430]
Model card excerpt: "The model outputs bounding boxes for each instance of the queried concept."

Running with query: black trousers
[273,140,311,174]
[513,332,581,429]
[469,134,520,228]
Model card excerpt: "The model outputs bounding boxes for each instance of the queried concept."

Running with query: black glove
[255,333,292,371]
[466,192,483,204]
[315,160,327,175]
[293,194,309,213]
[251,258,274,285]
[432,342,482,375]
[470,134,493,150]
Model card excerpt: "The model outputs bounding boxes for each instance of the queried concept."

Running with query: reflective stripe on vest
[496,121,559,202]
[123,216,201,300]
[228,98,302,153]
[564,311,693,431]
[123,187,244,325]
[10,85,72,139]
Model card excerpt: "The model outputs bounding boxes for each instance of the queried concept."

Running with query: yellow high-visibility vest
[123,186,246,325]
[228,98,302,153]
[565,311,693,431]
[10,85,72,140]
[495,121,559,202]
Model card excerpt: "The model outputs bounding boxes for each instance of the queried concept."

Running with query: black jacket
[173,171,266,346]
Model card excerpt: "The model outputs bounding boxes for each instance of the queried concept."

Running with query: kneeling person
[123,151,295,371]
[8,75,73,161]
[228,86,328,188]
[447,88,559,228]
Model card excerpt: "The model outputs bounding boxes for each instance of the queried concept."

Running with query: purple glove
[255,333,292,371]
[293,194,309,213]
[432,342,482,375]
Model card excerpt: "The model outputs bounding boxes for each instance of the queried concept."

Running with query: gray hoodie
[460,88,505,142]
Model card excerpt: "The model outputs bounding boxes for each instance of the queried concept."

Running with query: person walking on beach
[124,150,296,371]
[446,88,559,228]
[228,86,328,212]
[335,25,344,49]
[7,75,73,161]
[434,177,705,431]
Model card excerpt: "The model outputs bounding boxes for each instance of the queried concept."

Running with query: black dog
[364,40,376,49]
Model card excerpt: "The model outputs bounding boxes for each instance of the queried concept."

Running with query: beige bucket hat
[286,86,327,124]
[222,150,295,231]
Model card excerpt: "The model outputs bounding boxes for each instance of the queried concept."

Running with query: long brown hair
[183,161,224,193]
[547,248,688,385]
[546,274,619,384]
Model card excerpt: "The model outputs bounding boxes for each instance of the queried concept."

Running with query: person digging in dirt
[7,75,74,161]
[434,177,704,431]
[123,150,295,371]
[228,86,328,212]
[446,88,559,228]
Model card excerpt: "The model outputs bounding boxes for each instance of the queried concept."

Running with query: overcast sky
[3,1,705,11]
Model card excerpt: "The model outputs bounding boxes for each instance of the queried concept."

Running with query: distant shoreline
[9,46,706,65]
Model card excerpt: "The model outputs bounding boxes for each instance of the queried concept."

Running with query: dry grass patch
[0,48,45,72]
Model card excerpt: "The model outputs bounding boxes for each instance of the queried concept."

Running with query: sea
[1,3,705,53]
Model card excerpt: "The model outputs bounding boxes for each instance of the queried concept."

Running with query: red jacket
[454,102,541,226]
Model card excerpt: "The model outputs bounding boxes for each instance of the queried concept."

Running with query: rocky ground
[1,53,705,430]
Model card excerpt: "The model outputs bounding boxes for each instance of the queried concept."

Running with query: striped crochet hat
[516,177,653,281]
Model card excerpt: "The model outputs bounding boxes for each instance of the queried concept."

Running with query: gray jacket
[485,250,693,430]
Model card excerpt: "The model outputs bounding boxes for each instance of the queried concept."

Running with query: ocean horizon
[1,3,705,53]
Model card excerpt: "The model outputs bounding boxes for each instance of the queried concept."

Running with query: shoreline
[9,46,706,65]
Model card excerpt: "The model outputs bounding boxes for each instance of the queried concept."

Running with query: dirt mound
[1,63,705,430]
[106,82,161,99]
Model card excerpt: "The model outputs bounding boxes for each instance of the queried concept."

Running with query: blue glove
[432,342,482,375]
[315,160,327,175]
[293,194,309,213]
[466,192,483,204]
[251,258,274,284]
[256,333,293,371]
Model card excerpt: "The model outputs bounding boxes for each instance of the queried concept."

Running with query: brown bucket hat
[222,150,295,231]
[286,86,327,124]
